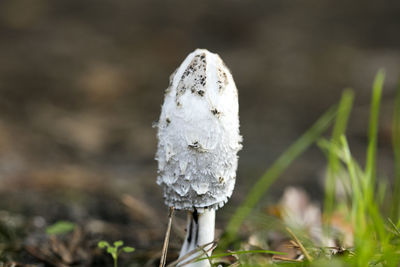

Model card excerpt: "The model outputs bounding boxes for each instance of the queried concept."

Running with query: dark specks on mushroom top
[175,52,207,103]
[211,108,221,117]
[191,75,206,94]
[217,67,229,92]
[199,75,206,86]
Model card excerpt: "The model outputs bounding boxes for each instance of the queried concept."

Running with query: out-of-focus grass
[221,105,338,248]
[324,89,354,217]
[45,220,76,235]
[391,79,400,221]
[216,70,400,266]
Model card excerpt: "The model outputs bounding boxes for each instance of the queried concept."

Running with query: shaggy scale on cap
[156,49,242,211]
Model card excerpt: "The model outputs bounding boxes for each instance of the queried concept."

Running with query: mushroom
[156,49,242,266]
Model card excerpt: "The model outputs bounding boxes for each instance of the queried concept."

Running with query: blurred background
[0,0,399,265]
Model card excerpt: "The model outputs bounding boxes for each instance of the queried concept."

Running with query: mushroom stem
[179,208,215,266]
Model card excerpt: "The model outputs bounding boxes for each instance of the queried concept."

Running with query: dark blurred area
[0,0,399,264]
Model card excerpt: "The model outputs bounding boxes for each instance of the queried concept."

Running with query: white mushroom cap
[156,49,242,211]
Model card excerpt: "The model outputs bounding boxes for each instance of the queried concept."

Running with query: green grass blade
[365,69,385,191]
[221,105,337,248]
[196,250,286,261]
[392,78,400,220]
[324,89,354,216]
[340,135,363,221]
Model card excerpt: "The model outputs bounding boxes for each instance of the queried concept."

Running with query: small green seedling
[98,240,135,267]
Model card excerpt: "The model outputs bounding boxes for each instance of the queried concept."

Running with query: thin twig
[160,207,175,267]
[199,244,214,266]
[286,227,313,261]
[166,241,217,267]
[178,242,217,267]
